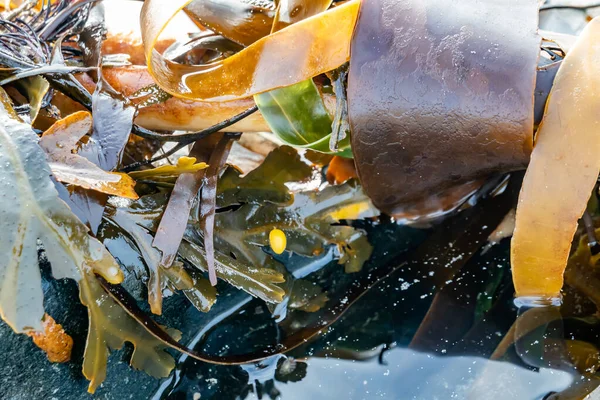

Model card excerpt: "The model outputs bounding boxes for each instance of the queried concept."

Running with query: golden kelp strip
[511,17,600,298]
[140,0,359,101]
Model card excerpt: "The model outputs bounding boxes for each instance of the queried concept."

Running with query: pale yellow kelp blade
[511,17,600,298]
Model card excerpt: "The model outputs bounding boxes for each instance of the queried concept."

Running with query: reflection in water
[155,251,597,399]
[276,348,573,400]
[152,176,600,400]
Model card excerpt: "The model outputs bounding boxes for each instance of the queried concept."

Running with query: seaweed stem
[131,105,258,143]
[120,142,189,172]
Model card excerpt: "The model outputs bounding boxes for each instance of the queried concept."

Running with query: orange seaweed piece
[326,156,357,184]
[26,314,73,363]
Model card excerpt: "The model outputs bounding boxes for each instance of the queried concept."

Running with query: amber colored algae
[51,67,335,134]
[511,18,600,298]
[183,0,275,46]
[48,68,270,133]
[348,0,540,216]
[140,0,359,101]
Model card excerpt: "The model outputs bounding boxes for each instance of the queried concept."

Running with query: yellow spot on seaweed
[269,229,287,255]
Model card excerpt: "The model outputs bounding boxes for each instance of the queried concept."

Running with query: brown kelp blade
[199,134,238,286]
[183,0,276,46]
[152,134,225,274]
[140,0,359,101]
[348,0,540,216]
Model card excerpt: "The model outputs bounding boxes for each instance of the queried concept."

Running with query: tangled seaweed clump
[2,0,600,398]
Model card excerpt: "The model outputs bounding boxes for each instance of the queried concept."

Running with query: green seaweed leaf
[217,145,312,207]
[178,240,286,303]
[164,263,217,313]
[213,177,378,274]
[255,80,352,157]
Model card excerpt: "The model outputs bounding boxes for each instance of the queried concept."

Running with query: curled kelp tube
[348,0,541,217]
[140,0,359,101]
